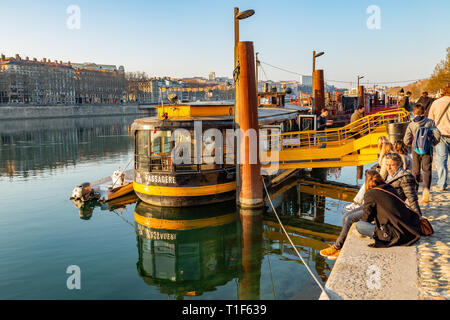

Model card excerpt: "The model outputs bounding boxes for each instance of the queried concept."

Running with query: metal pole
[312,51,316,115]
[255,52,259,94]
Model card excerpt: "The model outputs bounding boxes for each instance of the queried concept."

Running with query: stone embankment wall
[0,104,154,120]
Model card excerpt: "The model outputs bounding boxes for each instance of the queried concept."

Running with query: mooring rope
[262,177,330,300]
[111,156,134,189]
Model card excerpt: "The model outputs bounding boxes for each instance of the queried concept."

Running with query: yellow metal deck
[261,108,409,169]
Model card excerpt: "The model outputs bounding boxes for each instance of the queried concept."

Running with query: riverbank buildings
[0,54,126,105]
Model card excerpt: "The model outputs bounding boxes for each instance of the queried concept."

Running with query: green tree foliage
[426,47,450,93]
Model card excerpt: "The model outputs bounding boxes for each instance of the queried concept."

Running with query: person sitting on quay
[384,152,422,215]
[319,151,422,260]
[403,104,441,204]
[355,170,421,248]
[427,83,450,192]
[344,136,389,212]
[393,140,413,172]
[378,141,395,180]
[344,138,411,212]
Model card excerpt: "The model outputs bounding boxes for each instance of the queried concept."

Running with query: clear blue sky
[1,0,449,87]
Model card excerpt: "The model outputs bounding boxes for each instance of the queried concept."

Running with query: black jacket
[417,96,435,116]
[386,168,421,214]
[317,114,327,131]
[361,183,421,248]
[399,96,410,112]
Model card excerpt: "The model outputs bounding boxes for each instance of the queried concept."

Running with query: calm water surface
[0,115,365,299]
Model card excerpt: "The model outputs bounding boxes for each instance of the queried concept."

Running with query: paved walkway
[415,157,450,300]
[320,157,449,300]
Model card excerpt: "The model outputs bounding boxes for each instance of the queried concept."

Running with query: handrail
[266,108,409,150]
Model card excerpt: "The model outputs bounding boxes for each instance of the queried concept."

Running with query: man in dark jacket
[385,153,422,214]
[358,182,421,248]
[316,108,333,148]
[399,91,412,112]
[403,104,441,203]
[417,92,435,116]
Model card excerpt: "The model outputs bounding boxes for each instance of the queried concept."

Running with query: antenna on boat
[160,86,165,119]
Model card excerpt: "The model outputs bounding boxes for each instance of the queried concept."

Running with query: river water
[0,114,364,300]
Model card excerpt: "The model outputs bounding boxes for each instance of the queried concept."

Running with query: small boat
[70,167,134,203]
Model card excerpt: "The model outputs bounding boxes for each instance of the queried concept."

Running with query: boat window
[136,130,150,170]
[150,130,173,172]
[151,130,172,155]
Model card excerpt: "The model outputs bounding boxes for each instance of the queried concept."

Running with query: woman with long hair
[377,136,389,161]
[344,137,391,212]
[378,141,394,179]
[356,170,421,247]
[393,140,412,172]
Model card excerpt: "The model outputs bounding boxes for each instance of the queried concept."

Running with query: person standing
[350,105,365,139]
[399,91,412,113]
[316,108,333,148]
[417,91,435,117]
[428,84,450,191]
[403,104,441,203]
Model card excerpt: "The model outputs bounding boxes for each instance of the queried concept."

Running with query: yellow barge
[131,102,303,207]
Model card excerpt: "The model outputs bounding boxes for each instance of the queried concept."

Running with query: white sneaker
[344,203,361,212]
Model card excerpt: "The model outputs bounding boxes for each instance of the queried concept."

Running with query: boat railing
[266,108,409,150]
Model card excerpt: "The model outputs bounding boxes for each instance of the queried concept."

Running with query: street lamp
[234,8,255,68]
[312,50,325,114]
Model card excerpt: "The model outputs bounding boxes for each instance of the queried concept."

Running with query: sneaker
[419,188,430,205]
[344,203,361,212]
[431,185,446,192]
[320,245,340,259]
[327,250,341,260]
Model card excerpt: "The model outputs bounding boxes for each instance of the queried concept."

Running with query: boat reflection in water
[134,200,241,298]
[70,176,358,299]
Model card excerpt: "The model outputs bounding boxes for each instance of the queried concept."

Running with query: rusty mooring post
[236,41,263,209]
[313,69,325,117]
[357,165,363,180]
[238,208,263,300]
[358,85,365,108]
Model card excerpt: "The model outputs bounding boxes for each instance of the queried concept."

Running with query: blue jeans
[334,208,363,249]
[356,221,375,238]
[435,136,450,189]
[317,132,327,149]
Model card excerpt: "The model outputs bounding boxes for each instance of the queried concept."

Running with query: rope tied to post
[233,61,240,85]
[262,177,331,300]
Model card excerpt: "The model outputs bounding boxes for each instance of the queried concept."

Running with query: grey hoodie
[403,116,441,151]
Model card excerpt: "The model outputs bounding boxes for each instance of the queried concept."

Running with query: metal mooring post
[236,41,263,209]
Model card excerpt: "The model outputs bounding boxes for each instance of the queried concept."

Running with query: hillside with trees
[387,47,449,100]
